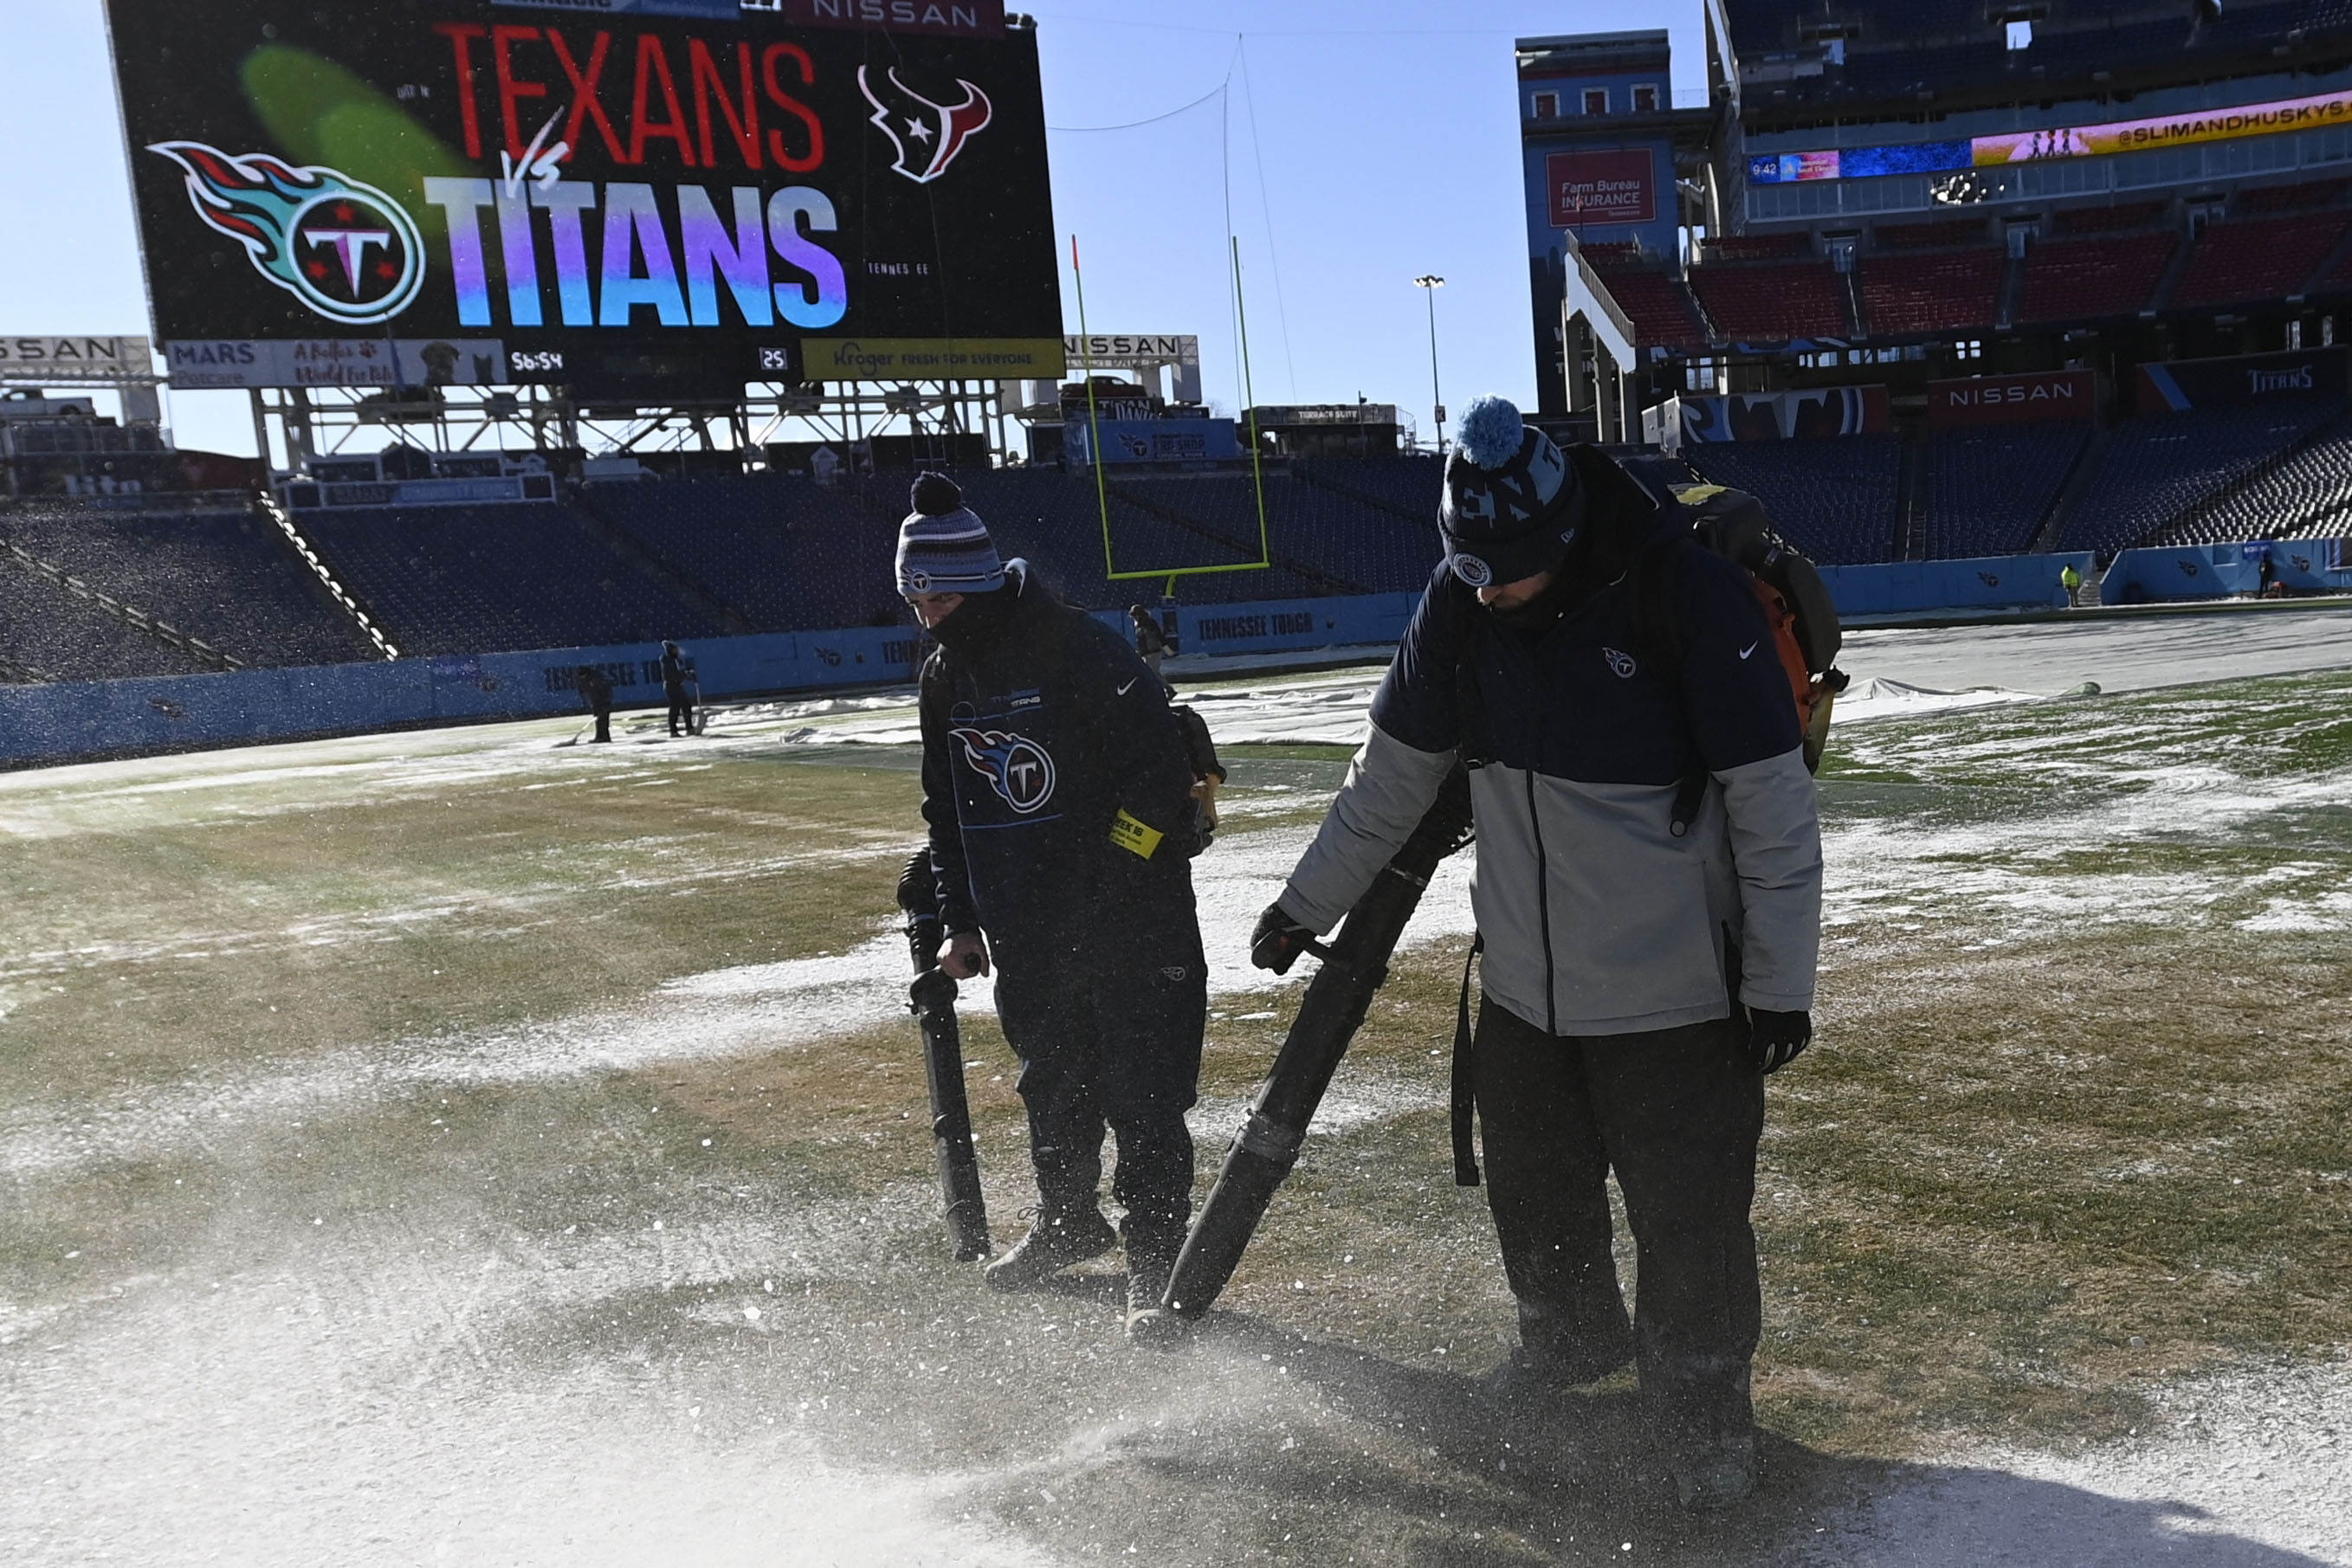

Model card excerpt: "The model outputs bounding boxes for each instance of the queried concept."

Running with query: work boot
[982,1210,1117,1294]
[1480,1299,1635,1403]
[1667,1430,1757,1511]
[1122,1245,1186,1347]
[1653,1370,1759,1512]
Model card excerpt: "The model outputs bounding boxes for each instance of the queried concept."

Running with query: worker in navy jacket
[900,474,1208,1341]
[1250,400,1823,1510]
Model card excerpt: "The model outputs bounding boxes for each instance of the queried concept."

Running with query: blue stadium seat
[1922,426,2090,558]
[298,502,730,656]
[2158,409,2352,545]
[1,506,375,668]
[1680,438,1902,565]
[2057,398,2346,552]
[0,552,213,683]
[585,475,901,631]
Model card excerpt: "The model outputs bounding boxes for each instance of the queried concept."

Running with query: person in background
[575,663,614,744]
[1130,604,1170,678]
[661,642,696,738]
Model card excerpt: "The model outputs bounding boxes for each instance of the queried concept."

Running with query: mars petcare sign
[1926,370,2096,427]
[1548,149,1654,228]
[104,0,1055,392]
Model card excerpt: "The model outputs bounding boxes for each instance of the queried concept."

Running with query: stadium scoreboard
[103,0,1065,397]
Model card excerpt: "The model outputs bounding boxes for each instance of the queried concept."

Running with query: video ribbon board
[105,0,1065,397]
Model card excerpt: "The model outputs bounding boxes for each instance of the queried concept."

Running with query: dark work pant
[1471,997,1765,1432]
[667,695,692,735]
[991,900,1206,1261]
[591,710,611,744]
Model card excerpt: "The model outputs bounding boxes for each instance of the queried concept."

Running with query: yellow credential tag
[1109,810,1164,860]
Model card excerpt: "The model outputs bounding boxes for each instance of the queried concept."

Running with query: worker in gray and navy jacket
[1250,398,1823,1511]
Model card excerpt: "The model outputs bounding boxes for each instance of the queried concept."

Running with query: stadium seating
[1921,425,2091,558]
[2235,178,2349,215]
[1706,234,1814,262]
[1859,247,2006,336]
[2159,410,2352,544]
[585,476,899,632]
[0,551,212,684]
[297,502,732,657]
[1874,219,1988,250]
[1293,455,1444,523]
[1586,259,1713,352]
[1679,437,1901,565]
[2170,210,2349,309]
[1686,260,1853,343]
[950,467,1437,608]
[2052,202,2172,236]
[2015,231,2180,325]
[2055,397,2345,552]
[0,506,375,668]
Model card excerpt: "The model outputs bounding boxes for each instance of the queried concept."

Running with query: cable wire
[1046,81,1230,132]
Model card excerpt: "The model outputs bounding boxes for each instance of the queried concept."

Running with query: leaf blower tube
[1163,765,1476,1320]
[897,850,992,1262]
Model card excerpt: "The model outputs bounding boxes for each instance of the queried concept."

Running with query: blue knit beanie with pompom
[1438,396,1585,590]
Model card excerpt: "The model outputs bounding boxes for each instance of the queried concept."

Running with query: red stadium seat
[1586,261,1713,352]
[2016,232,2180,325]
[2172,211,2349,309]
[1687,261,1853,344]
[1858,248,2005,336]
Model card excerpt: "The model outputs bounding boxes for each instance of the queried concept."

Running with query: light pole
[1412,274,1445,455]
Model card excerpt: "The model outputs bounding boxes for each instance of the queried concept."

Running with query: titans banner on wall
[104,0,1063,394]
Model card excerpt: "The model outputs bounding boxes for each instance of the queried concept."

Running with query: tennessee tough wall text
[104,0,1061,394]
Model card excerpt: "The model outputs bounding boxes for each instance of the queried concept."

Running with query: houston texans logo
[147,142,423,326]
[857,66,993,184]
[950,726,1056,814]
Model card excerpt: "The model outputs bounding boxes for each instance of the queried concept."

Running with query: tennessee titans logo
[950,726,1056,814]
[858,66,994,184]
[148,142,423,326]
[1603,646,1638,679]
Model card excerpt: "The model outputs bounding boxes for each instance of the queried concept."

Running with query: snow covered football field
[3,601,2349,1565]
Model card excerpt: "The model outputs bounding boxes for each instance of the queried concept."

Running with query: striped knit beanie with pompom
[895,472,1005,596]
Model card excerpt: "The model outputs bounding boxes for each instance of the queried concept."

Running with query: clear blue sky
[0,0,1707,456]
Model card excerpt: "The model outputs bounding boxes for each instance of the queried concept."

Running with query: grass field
[3,661,2349,1565]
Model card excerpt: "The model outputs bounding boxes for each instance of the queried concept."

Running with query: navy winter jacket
[1279,449,1824,1036]
[919,565,1200,962]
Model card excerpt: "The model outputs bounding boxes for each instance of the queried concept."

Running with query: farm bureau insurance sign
[105,0,1058,393]
[1548,149,1654,228]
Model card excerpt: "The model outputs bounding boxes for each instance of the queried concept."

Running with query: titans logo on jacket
[950,726,1057,814]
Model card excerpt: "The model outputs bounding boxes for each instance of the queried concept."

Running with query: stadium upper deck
[1548,1,2352,437]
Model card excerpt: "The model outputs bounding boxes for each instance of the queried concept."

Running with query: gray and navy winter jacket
[920,565,1201,964]
[1279,452,1823,1037]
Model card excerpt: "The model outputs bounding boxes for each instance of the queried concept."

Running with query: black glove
[1250,902,1315,975]
[1748,1009,1812,1074]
